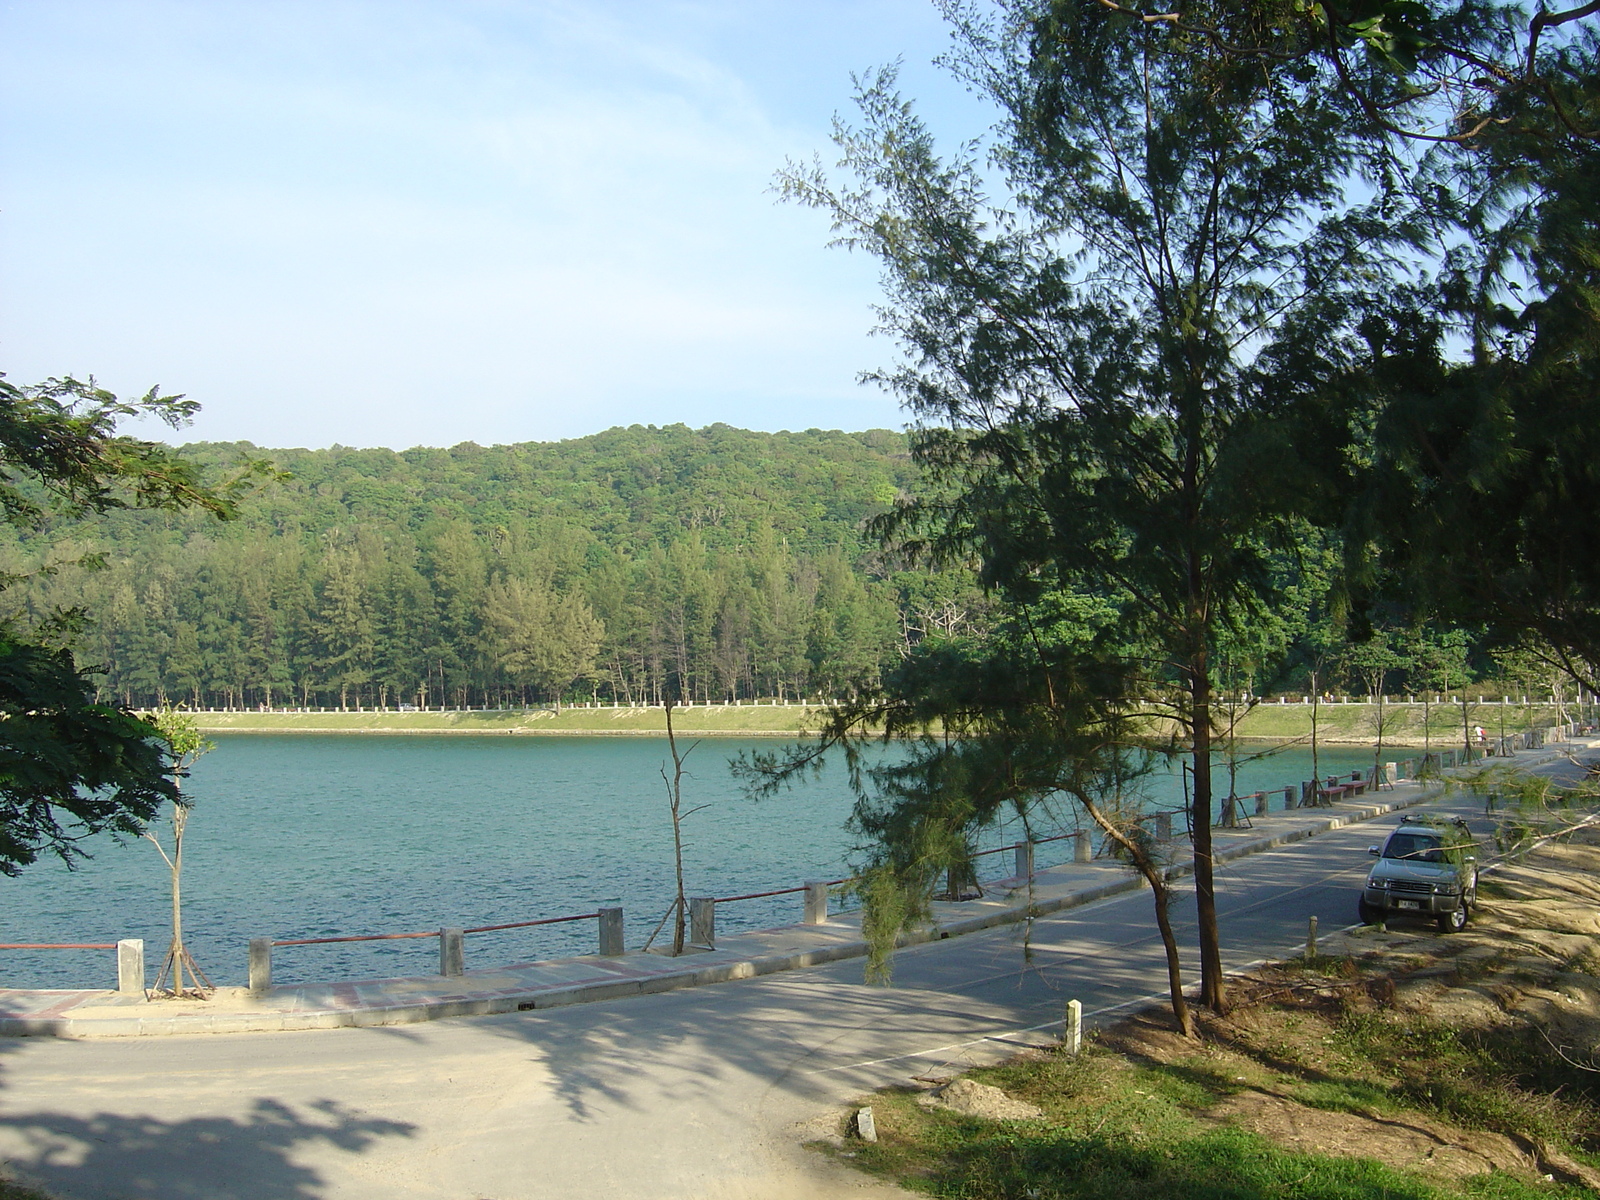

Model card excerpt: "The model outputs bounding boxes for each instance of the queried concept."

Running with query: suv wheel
[1438,904,1468,934]
[1357,898,1380,925]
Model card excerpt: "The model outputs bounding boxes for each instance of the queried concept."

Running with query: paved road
[0,782,1551,1200]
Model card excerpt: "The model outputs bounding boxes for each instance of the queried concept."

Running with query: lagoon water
[2,735,1380,990]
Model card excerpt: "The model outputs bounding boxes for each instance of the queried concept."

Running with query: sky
[0,1,993,450]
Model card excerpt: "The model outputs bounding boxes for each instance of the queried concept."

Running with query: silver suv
[1359,815,1479,933]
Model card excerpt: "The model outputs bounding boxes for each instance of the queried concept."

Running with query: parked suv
[1359,815,1480,933]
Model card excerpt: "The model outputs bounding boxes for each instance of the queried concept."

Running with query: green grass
[1231,702,1568,744]
[836,1048,1581,1200]
[1327,1011,1600,1151]
[187,703,830,736]
[186,701,1574,741]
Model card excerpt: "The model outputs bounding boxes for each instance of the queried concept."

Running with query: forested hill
[0,424,978,709]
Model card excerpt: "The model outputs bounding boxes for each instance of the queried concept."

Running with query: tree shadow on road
[0,1095,414,1199]
[448,949,1090,1122]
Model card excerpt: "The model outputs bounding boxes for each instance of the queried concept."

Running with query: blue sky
[0,1,990,449]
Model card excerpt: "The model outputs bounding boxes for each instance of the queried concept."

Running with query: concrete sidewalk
[3,740,1581,1039]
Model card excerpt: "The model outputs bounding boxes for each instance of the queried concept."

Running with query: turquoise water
[1,736,1378,989]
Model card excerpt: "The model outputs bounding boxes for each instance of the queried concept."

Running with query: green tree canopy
[0,374,250,874]
[778,0,1427,1011]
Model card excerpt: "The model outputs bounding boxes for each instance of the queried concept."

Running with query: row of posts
[242,884,841,990]
[238,834,1089,988]
[1009,828,1098,883]
[97,728,1585,996]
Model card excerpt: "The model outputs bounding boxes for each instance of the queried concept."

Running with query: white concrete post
[689,897,715,948]
[1065,998,1082,1055]
[1074,831,1092,863]
[598,907,625,955]
[440,928,465,977]
[1385,761,1398,786]
[803,881,828,925]
[1013,841,1034,879]
[248,937,273,992]
[1255,791,1270,817]
[116,938,145,997]
[855,1107,877,1142]
[1306,915,1318,959]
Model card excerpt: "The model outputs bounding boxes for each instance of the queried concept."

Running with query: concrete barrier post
[116,938,145,997]
[1255,791,1270,817]
[1300,780,1314,807]
[1306,915,1318,959]
[440,928,465,977]
[1385,762,1398,786]
[598,907,625,955]
[248,937,273,992]
[689,897,715,948]
[1074,831,1092,863]
[803,881,828,925]
[1014,841,1034,879]
[1282,786,1294,809]
[1153,812,1173,841]
[1065,998,1082,1055]
[855,1107,877,1143]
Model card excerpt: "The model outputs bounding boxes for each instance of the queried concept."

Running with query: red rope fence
[272,930,439,947]
[464,912,599,934]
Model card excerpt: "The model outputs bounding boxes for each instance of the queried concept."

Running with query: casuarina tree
[779,0,1427,1011]
[144,708,216,998]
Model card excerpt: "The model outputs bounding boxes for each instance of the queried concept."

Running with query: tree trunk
[1191,671,1226,1014]
[665,700,688,955]
[1311,677,1321,798]
[1082,799,1195,1037]
[1375,689,1386,783]
[170,809,185,992]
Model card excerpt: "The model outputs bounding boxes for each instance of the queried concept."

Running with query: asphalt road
[0,783,1540,1200]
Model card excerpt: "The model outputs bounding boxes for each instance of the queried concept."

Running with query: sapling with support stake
[144,708,216,998]
[646,697,711,956]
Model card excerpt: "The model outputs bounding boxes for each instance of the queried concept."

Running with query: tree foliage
[0,638,176,874]
[0,373,251,873]
[0,425,974,709]
[777,0,1425,1012]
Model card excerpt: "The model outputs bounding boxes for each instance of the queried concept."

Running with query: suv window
[1384,832,1444,863]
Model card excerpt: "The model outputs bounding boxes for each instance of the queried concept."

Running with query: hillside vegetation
[0,424,985,709]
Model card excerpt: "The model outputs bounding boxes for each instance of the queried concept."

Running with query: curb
[4,773,1490,1040]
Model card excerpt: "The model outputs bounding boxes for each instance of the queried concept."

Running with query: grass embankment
[821,817,1600,1199]
[190,701,1575,741]
[190,703,828,736]
[1233,702,1571,746]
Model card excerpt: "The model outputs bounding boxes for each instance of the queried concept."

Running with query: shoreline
[199,726,815,737]
[189,726,1549,748]
[179,701,1582,744]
